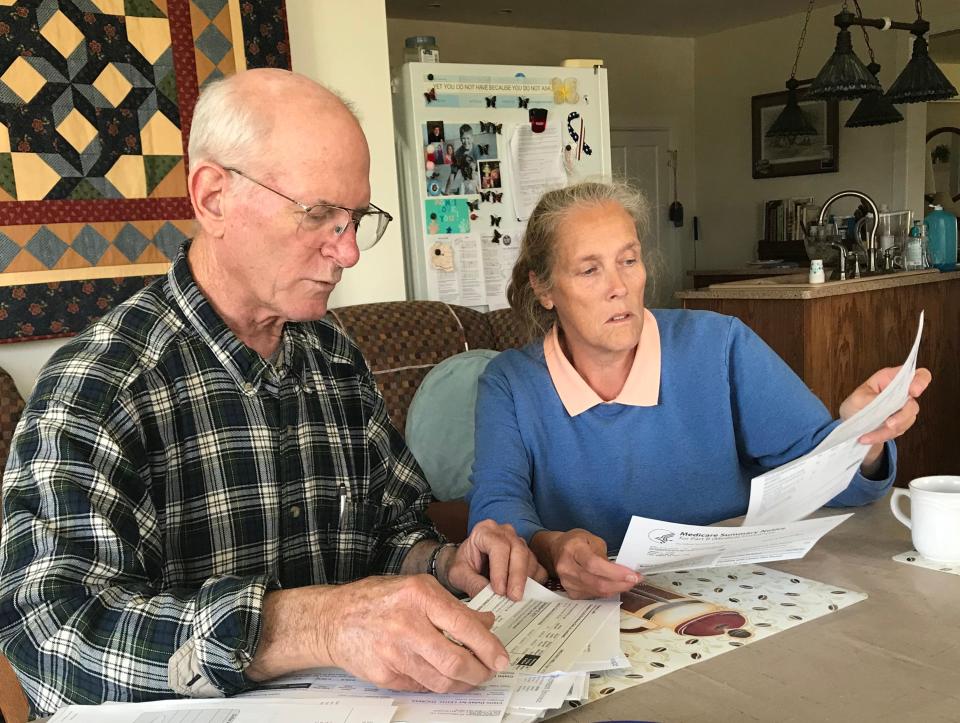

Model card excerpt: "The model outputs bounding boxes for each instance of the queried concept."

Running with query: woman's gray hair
[507,181,651,337]
[187,76,270,173]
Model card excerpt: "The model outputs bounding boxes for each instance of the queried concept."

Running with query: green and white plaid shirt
[0,244,438,717]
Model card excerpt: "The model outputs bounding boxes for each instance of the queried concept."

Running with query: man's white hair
[187,76,268,173]
[188,73,360,175]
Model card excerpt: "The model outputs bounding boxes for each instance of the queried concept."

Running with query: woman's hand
[531,529,641,599]
[445,520,548,601]
[839,366,931,473]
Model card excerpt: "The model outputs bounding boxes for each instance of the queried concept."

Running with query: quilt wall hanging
[0,0,290,342]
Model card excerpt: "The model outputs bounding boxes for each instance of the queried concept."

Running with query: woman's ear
[529,271,554,310]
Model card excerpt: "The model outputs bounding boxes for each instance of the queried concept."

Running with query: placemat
[553,563,866,715]
[893,550,960,575]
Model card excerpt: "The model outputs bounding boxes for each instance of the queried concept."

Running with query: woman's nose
[607,269,628,297]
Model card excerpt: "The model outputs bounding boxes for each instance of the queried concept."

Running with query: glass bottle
[905,221,924,270]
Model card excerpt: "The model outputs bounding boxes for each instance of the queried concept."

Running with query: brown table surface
[553,494,960,723]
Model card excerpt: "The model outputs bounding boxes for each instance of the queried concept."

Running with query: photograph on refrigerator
[422,122,498,197]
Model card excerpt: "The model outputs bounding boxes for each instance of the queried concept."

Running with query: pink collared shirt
[543,309,661,417]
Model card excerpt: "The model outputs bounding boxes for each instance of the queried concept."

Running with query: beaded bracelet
[427,542,458,582]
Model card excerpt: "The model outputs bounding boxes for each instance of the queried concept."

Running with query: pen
[338,483,347,525]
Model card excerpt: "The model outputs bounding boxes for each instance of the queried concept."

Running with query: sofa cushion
[328,301,501,433]
[488,307,532,350]
[0,366,24,492]
[405,349,499,501]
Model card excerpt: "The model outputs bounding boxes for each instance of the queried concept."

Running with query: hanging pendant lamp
[808,26,881,100]
[885,32,958,103]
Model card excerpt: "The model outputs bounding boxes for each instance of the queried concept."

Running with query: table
[553,494,960,722]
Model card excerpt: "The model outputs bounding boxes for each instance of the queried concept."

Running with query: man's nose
[325,226,361,269]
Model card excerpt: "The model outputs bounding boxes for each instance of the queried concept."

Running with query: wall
[0,0,406,398]
[694,0,960,268]
[387,18,697,300]
[287,0,405,308]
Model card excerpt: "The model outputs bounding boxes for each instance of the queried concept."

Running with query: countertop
[676,268,960,300]
[685,267,802,277]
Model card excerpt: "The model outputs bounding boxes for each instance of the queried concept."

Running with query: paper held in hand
[744,310,924,526]
[616,311,924,574]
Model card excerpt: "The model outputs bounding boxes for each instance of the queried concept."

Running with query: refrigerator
[393,62,612,308]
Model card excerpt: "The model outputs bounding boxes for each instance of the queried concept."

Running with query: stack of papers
[48,579,626,723]
[616,312,924,575]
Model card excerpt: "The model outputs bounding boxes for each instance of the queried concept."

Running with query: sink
[710,270,936,289]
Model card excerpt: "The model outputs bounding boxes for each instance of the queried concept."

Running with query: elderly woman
[467,182,930,599]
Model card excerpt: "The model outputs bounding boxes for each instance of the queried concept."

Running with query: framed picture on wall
[751,87,839,179]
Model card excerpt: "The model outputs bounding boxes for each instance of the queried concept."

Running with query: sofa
[0,300,529,721]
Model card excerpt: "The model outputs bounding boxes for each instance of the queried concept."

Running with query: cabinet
[677,272,960,484]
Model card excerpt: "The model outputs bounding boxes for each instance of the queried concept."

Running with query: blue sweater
[467,309,895,549]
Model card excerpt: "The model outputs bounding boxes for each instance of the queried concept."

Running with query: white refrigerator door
[393,62,611,306]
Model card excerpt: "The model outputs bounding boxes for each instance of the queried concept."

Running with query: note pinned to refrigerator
[744,311,924,526]
[425,233,486,307]
[507,123,567,220]
[481,226,523,310]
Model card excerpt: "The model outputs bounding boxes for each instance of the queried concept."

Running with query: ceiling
[930,30,960,63]
[385,0,840,38]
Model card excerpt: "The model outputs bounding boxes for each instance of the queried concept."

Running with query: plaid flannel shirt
[0,244,439,716]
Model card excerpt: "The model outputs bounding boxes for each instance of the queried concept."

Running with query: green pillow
[405,349,500,501]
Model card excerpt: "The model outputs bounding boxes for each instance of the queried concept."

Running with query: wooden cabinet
[678,273,960,485]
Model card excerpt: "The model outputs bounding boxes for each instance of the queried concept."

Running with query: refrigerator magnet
[529,108,548,133]
[429,242,454,272]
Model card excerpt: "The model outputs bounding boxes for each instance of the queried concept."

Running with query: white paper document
[568,601,629,672]
[744,311,924,526]
[505,671,585,713]
[240,667,513,723]
[507,124,567,221]
[467,578,620,674]
[615,513,852,574]
[426,233,486,308]
[481,229,522,310]
[50,698,395,723]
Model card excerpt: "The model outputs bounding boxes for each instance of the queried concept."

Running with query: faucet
[817,190,880,274]
[829,242,852,280]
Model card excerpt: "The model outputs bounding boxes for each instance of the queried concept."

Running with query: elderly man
[0,69,544,717]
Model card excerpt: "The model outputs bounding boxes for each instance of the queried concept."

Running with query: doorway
[610,128,683,308]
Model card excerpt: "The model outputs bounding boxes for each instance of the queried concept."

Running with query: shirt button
[243,382,255,395]
[289,505,302,518]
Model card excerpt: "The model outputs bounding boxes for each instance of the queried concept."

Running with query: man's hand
[321,575,509,693]
[839,366,931,471]
[444,520,547,601]
[246,575,510,693]
[531,529,640,600]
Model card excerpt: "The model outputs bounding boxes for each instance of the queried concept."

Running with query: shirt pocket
[316,496,384,583]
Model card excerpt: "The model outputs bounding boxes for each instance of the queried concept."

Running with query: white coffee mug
[890,476,960,562]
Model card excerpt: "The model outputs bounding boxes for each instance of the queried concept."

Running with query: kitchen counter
[685,266,802,290]
[677,269,960,300]
[676,269,960,486]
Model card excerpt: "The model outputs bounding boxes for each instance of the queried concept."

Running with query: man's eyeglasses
[224,167,392,251]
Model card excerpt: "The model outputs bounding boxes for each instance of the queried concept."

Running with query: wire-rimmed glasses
[224,167,392,251]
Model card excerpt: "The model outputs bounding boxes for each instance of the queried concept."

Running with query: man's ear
[188,162,229,239]
[529,271,554,310]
